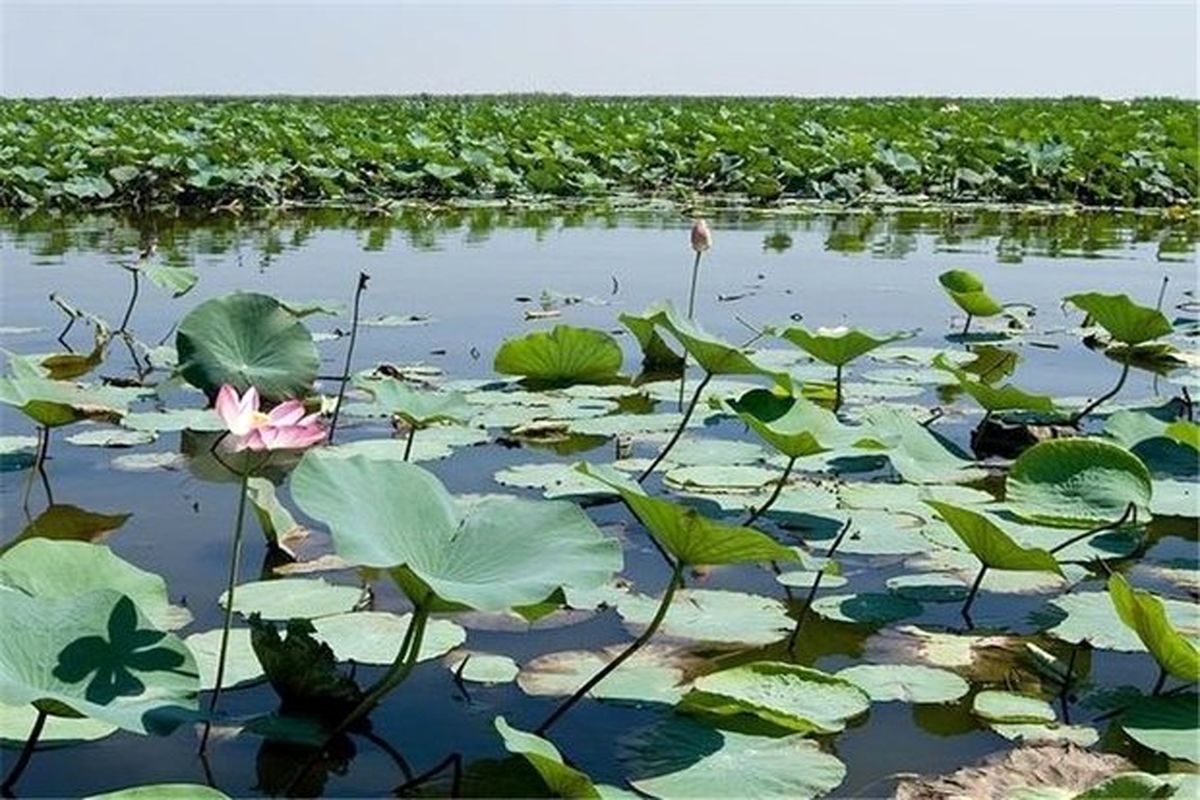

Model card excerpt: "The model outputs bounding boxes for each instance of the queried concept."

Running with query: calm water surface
[1,207,1196,798]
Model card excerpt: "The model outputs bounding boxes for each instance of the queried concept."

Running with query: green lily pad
[1044,591,1200,652]
[5,505,131,553]
[1108,574,1199,682]
[1065,292,1172,346]
[863,406,984,484]
[121,409,224,433]
[353,376,470,426]
[445,651,520,685]
[0,539,191,630]
[665,436,767,467]
[618,589,791,646]
[0,435,37,472]
[65,428,156,448]
[0,376,147,428]
[493,325,622,386]
[1119,692,1199,761]
[972,690,1056,723]
[309,611,466,665]
[1164,420,1200,450]
[183,628,263,691]
[1150,479,1198,517]
[811,593,923,625]
[1007,438,1152,527]
[517,643,694,705]
[176,292,319,400]
[620,310,683,369]
[0,701,117,746]
[938,269,1005,318]
[494,716,601,798]
[839,482,992,513]
[0,588,198,735]
[777,570,848,590]
[886,574,970,603]
[619,716,846,799]
[220,578,364,621]
[683,661,869,734]
[663,465,778,494]
[292,452,621,611]
[86,784,229,799]
[989,722,1099,747]
[835,664,970,704]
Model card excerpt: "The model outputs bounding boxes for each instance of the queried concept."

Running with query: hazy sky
[2,1,1196,98]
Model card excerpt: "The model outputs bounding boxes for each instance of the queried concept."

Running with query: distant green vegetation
[0,97,1195,209]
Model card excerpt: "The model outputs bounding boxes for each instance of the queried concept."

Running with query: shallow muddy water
[1,207,1196,798]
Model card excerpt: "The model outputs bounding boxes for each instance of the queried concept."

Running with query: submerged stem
[0,708,47,795]
[118,268,140,334]
[787,518,853,652]
[1071,354,1131,424]
[21,426,51,515]
[639,372,712,483]
[536,560,685,735]
[745,455,796,526]
[199,470,251,754]
[328,271,370,444]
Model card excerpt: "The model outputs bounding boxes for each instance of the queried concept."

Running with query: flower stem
[833,364,844,413]
[403,425,417,462]
[21,425,52,515]
[328,271,370,444]
[640,372,712,483]
[745,455,796,525]
[199,470,251,754]
[787,518,852,652]
[1,708,47,795]
[686,250,703,321]
[536,560,685,735]
[1071,353,1131,424]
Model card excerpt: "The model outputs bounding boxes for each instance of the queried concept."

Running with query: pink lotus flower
[214,384,326,451]
[690,219,712,253]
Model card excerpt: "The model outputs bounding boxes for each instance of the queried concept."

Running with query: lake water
[1,207,1196,798]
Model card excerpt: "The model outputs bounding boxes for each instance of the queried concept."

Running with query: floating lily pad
[777,570,848,590]
[493,325,622,386]
[618,589,791,646]
[886,574,970,603]
[619,716,846,799]
[972,690,1056,723]
[1044,591,1200,652]
[65,428,156,448]
[1119,692,1199,761]
[0,435,38,472]
[835,664,970,704]
[518,643,694,705]
[86,784,229,799]
[0,701,117,745]
[183,628,263,691]
[309,611,466,665]
[811,593,923,625]
[445,651,520,685]
[1006,439,1152,527]
[989,722,1099,747]
[121,409,224,433]
[220,578,364,621]
[863,406,984,484]
[663,465,778,494]
[110,452,187,472]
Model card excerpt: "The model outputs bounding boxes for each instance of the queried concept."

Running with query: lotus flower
[214,384,325,451]
[690,218,712,253]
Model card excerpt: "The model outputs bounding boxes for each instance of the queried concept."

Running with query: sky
[2,1,1196,98]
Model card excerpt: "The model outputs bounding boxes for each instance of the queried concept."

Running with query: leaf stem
[403,425,417,462]
[394,752,462,797]
[1071,352,1131,424]
[787,518,853,652]
[1151,665,1168,696]
[639,372,712,483]
[199,470,251,754]
[0,708,47,795]
[118,267,140,334]
[745,455,796,525]
[962,313,973,336]
[328,271,370,444]
[961,565,989,628]
[833,364,844,413]
[1048,502,1137,556]
[21,425,52,515]
[536,560,685,735]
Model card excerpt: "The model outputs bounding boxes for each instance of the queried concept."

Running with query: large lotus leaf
[87,785,229,799]
[780,325,913,367]
[0,376,147,427]
[725,388,861,457]
[1104,407,1198,480]
[175,292,319,400]
[577,464,797,566]
[924,502,1063,576]
[493,325,622,386]
[1065,292,1172,346]
[972,690,1056,723]
[938,269,1005,318]
[642,302,792,389]
[933,355,1056,414]
[619,311,683,368]
[1108,574,1199,682]
[1007,439,1152,527]
[292,452,620,611]
[1118,693,1199,762]
[352,376,470,426]
[835,664,970,704]
[683,661,870,734]
[494,716,600,799]
[619,716,846,799]
[0,540,191,630]
[618,589,791,646]
[862,406,984,484]
[1044,591,1200,652]
[0,587,197,735]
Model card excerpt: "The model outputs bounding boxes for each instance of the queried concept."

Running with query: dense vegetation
[0,97,1195,209]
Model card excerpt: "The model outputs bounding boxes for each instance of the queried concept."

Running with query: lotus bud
[690,219,712,253]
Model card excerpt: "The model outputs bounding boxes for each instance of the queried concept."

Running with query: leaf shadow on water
[52,596,189,706]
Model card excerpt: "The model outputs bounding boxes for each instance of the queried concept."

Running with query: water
[0,207,1196,797]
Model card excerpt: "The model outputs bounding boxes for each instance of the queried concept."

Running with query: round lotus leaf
[176,292,319,401]
[1119,693,1199,761]
[0,435,37,472]
[838,482,993,514]
[665,437,767,467]
[292,452,621,612]
[832,510,934,557]
[493,462,615,500]
[663,465,778,494]
[1065,292,1172,346]
[781,325,912,368]
[0,539,191,630]
[909,547,1077,595]
[309,612,465,665]
[836,664,970,704]
[569,412,693,438]
[861,406,985,485]
[886,573,971,603]
[1006,439,1152,527]
[183,628,263,691]
[111,452,188,472]
[861,367,948,386]
[493,325,622,386]
[989,722,1099,747]
[776,570,848,590]
[811,593,923,625]
[939,269,1004,318]
[0,701,117,746]
[684,661,870,734]
[65,428,156,448]
[1045,591,1200,652]
[86,785,230,799]
[618,589,791,646]
[1150,480,1198,518]
[1074,772,1199,800]
[619,716,846,799]
[518,643,694,705]
[0,588,198,735]
[972,690,1056,723]
[220,578,364,621]
[445,651,520,684]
